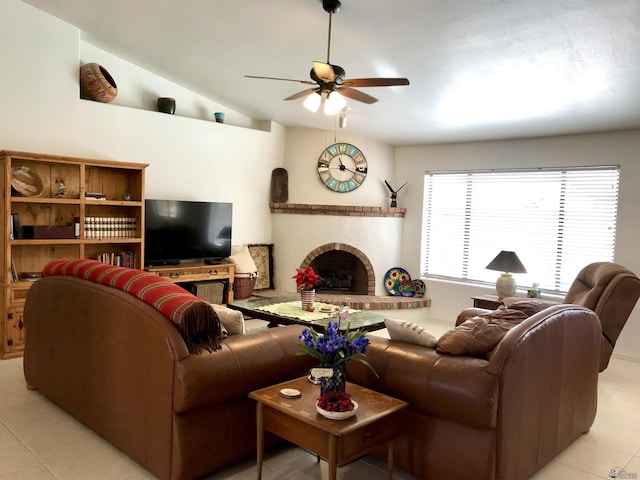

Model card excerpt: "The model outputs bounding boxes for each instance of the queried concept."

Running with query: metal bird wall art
[384,180,407,207]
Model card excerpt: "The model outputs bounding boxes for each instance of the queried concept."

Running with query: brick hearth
[253,289,431,311]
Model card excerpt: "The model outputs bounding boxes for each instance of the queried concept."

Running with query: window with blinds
[421,166,620,293]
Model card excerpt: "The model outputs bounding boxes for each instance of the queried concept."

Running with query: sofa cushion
[437,308,527,356]
[384,318,437,347]
[213,304,245,336]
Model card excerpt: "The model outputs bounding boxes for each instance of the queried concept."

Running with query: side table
[471,294,503,310]
[249,377,408,480]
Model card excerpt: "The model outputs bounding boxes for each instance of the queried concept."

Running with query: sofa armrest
[485,304,600,478]
[173,325,316,412]
[486,304,599,375]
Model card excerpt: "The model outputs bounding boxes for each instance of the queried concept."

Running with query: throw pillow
[436,308,528,356]
[212,304,245,336]
[228,245,258,274]
[384,318,437,347]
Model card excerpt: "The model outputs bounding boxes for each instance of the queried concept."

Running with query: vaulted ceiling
[22,0,640,146]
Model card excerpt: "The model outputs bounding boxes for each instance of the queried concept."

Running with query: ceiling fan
[245,0,410,114]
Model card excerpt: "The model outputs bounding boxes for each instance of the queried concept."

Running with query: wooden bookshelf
[1,150,147,358]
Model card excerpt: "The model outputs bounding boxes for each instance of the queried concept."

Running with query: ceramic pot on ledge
[79,63,118,103]
[157,97,176,114]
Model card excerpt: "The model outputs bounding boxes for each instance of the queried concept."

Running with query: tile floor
[1,320,639,479]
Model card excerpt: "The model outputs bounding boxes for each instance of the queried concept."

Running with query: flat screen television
[144,199,233,266]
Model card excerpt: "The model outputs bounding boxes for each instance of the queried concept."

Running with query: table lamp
[486,251,527,299]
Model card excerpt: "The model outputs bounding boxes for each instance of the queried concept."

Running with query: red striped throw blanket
[43,259,222,354]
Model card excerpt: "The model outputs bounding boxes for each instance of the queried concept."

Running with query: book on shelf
[85,192,106,200]
[94,251,137,268]
[10,213,23,240]
[84,216,138,239]
[10,259,18,282]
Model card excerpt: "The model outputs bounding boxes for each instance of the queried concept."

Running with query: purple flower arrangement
[297,308,377,375]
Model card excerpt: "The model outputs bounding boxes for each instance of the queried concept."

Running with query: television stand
[145,261,235,303]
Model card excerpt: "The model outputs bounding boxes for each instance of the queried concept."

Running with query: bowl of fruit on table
[316,391,358,420]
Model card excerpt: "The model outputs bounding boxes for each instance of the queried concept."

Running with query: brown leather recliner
[458,262,640,371]
[563,262,640,371]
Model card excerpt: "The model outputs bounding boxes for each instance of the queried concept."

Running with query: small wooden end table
[249,377,408,480]
[471,294,503,310]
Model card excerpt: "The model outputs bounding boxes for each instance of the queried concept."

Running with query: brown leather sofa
[348,305,602,480]
[23,275,315,480]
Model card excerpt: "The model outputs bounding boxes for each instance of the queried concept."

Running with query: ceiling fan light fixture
[303,91,322,112]
[324,91,346,115]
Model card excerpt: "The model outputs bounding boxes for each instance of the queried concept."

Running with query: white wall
[396,130,640,359]
[0,0,286,245]
[272,127,402,294]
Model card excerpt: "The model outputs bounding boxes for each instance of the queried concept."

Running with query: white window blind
[421,166,620,293]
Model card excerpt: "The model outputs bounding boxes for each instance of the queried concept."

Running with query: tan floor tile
[530,461,605,479]
[594,403,640,434]
[620,456,640,478]
[554,436,633,478]
[583,420,640,456]
[0,465,58,480]
[3,399,114,465]
[0,423,41,475]
[45,446,153,480]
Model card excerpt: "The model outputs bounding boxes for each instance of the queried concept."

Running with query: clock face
[317,143,368,193]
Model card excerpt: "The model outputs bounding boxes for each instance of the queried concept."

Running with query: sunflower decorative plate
[384,267,411,296]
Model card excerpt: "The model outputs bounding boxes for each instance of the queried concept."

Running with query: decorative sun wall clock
[316,143,368,192]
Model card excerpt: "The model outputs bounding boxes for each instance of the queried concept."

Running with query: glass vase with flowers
[297,307,378,411]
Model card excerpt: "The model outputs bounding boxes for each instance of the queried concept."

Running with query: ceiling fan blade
[312,62,335,82]
[342,78,410,88]
[284,88,319,101]
[245,75,315,85]
[337,87,378,104]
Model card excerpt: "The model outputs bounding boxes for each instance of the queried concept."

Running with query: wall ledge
[270,203,406,218]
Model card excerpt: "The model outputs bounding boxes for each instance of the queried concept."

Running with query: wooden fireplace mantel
[270,203,406,218]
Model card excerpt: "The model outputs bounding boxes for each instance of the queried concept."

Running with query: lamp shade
[485,251,527,274]
[486,251,527,299]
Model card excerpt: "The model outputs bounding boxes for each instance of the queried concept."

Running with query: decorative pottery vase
[79,63,118,103]
[301,289,315,310]
[157,97,176,114]
[320,363,346,396]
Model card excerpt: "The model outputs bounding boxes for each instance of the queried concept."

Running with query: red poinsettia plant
[292,266,322,291]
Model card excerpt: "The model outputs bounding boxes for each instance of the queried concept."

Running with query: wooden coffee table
[249,377,408,480]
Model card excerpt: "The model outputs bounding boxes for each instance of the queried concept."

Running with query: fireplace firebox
[300,243,375,296]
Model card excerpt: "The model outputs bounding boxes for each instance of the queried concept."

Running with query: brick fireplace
[300,243,375,295]
[270,203,431,310]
